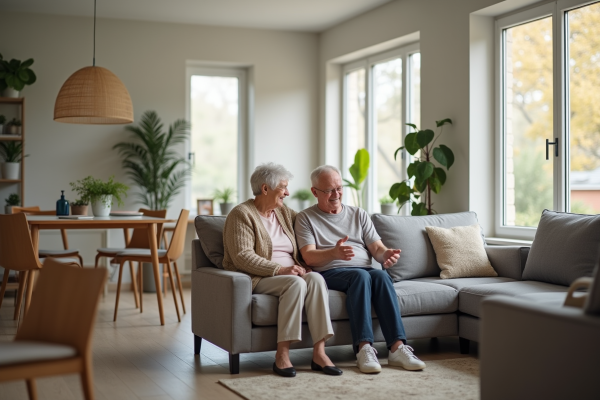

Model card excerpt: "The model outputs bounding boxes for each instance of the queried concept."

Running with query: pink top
[259,211,296,268]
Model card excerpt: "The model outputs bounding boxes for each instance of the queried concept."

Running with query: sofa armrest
[192,238,217,269]
[480,296,600,400]
[191,267,252,354]
[484,245,529,280]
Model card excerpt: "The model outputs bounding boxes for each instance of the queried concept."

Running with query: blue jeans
[320,267,406,352]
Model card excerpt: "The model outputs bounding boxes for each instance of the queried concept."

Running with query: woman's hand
[277,265,306,276]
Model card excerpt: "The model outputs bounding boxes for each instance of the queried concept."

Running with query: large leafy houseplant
[70,176,129,207]
[0,54,37,92]
[0,141,27,162]
[389,119,454,215]
[343,148,370,209]
[113,110,191,210]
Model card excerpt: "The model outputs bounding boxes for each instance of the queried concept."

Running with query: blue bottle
[56,190,70,216]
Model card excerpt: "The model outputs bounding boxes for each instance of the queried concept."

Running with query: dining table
[25,215,175,325]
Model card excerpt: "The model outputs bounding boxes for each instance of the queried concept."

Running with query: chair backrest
[126,208,167,248]
[166,209,190,261]
[15,258,107,355]
[0,213,41,271]
[11,206,55,216]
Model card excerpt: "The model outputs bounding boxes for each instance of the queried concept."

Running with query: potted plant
[389,119,454,215]
[0,141,27,180]
[7,118,21,135]
[214,187,236,216]
[113,110,190,211]
[342,148,370,209]
[70,199,89,216]
[70,176,128,217]
[0,54,37,98]
[379,195,396,215]
[292,189,313,210]
[0,115,5,134]
[4,193,19,214]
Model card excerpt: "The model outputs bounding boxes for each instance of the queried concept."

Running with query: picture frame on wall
[197,199,214,216]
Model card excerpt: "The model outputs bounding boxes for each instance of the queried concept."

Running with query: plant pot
[142,262,164,293]
[91,195,112,217]
[380,203,397,215]
[71,205,89,216]
[298,199,310,210]
[1,162,20,180]
[2,88,20,98]
[7,125,19,135]
[5,206,14,214]
[0,124,3,135]
[220,202,235,216]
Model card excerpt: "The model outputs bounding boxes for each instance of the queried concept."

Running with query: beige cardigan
[222,199,301,291]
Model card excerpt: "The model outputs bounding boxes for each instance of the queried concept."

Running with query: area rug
[220,358,479,400]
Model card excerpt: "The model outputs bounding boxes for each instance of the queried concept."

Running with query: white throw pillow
[425,224,497,279]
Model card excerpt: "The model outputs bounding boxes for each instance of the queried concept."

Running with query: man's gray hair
[310,165,342,186]
[250,163,294,195]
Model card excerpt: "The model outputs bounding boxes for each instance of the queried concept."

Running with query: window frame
[341,43,420,214]
[185,65,248,212]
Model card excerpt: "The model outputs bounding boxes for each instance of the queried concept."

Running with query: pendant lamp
[54,0,133,124]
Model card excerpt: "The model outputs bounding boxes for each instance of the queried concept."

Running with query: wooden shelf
[0,135,23,141]
[0,97,24,104]
[0,97,25,203]
[0,179,22,183]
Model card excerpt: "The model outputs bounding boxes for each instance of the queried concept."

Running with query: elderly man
[295,165,426,374]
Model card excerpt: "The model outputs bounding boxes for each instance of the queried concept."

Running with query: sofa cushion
[425,224,497,279]
[372,212,484,281]
[459,281,568,317]
[523,210,600,286]
[585,265,600,315]
[251,281,458,326]
[516,292,569,307]
[194,215,227,269]
[413,276,516,291]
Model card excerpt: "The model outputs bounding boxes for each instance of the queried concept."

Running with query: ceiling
[0,0,393,32]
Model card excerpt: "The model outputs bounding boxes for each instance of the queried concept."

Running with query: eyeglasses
[313,186,343,195]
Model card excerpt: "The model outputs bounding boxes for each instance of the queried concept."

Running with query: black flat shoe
[311,359,343,376]
[273,362,296,377]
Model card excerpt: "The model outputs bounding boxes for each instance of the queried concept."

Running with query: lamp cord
[93,0,96,67]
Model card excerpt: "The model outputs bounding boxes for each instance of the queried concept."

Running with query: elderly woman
[222,163,341,378]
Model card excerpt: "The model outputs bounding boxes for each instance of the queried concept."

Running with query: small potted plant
[70,176,128,217]
[70,199,89,216]
[0,115,5,135]
[292,189,313,210]
[380,195,397,215]
[0,141,27,180]
[7,118,21,135]
[4,193,19,214]
[214,187,236,216]
[0,54,37,98]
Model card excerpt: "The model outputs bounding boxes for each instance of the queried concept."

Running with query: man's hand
[381,249,401,269]
[277,265,306,276]
[333,236,355,261]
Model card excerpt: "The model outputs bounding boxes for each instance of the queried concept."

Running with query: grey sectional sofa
[191,210,596,374]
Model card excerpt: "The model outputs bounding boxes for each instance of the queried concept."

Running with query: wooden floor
[0,288,477,400]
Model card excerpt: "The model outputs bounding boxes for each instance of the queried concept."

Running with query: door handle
[546,138,558,160]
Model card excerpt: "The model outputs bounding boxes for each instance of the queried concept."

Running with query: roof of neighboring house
[571,168,600,190]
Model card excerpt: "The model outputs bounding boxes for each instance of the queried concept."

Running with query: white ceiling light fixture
[54,0,133,124]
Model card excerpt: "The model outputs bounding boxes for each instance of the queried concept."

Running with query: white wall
[319,0,502,215]
[0,12,318,275]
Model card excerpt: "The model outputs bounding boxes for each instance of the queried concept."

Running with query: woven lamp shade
[54,66,133,124]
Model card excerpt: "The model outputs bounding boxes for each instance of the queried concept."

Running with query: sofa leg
[194,335,202,355]
[229,353,240,374]
[459,337,470,354]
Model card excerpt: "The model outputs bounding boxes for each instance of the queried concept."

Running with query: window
[342,44,420,213]
[186,66,247,214]
[496,1,600,238]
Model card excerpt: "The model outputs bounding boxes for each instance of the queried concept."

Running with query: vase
[2,88,20,98]
[71,205,89,216]
[56,190,70,216]
[91,195,112,217]
[220,202,235,216]
[1,162,20,180]
[380,203,397,215]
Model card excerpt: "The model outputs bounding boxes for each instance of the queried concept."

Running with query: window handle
[546,138,558,160]
[188,152,195,166]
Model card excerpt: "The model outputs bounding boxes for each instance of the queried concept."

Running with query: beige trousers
[254,273,334,344]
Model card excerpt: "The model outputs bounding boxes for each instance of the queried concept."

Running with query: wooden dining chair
[94,208,167,310]
[11,206,84,266]
[162,226,186,314]
[0,258,107,400]
[113,209,189,323]
[0,213,81,320]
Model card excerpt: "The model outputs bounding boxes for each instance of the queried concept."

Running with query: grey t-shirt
[295,204,381,272]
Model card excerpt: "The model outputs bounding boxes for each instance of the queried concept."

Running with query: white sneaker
[356,344,382,374]
[388,344,426,370]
